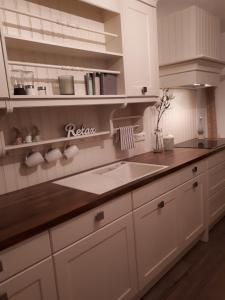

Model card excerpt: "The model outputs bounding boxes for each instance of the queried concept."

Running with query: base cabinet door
[122,0,159,97]
[178,175,206,249]
[0,258,58,300]
[134,189,180,290]
[54,213,137,300]
[208,161,225,224]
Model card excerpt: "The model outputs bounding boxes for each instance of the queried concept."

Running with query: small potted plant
[153,88,174,152]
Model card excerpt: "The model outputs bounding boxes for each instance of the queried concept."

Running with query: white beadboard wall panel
[0,89,197,195]
[149,89,197,143]
[195,7,220,59]
[1,0,107,52]
[158,6,221,66]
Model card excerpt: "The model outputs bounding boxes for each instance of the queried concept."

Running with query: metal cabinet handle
[192,166,198,173]
[0,261,3,272]
[141,86,148,95]
[0,294,8,300]
[158,201,165,209]
[95,211,104,222]
[193,182,198,188]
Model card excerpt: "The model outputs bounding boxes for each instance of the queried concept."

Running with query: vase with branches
[153,88,174,152]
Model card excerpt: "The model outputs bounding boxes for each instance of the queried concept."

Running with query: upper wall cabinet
[122,0,159,98]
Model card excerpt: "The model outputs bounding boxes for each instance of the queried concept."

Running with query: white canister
[163,134,174,151]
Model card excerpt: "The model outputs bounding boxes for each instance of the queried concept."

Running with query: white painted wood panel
[122,0,159,96]
[134,188,180,289]
[158,6,221,66]
[177,175,206,249]
[54,213,138,300]
[0,232,51,282]
[50,193,132,252]
[0,258,58,300]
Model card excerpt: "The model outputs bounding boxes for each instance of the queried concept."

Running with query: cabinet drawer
[50,193,132,252]
[133,160,206,208]
[207,150,225,169]
[0,232,51,283]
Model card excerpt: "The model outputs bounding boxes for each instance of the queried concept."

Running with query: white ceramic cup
[45,148,62,163]
[64,145,79,160]
[25,151,44,168]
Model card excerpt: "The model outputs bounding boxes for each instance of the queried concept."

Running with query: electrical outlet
[134,132,146,142]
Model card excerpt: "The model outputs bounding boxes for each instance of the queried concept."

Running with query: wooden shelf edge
[5,35,123,59]
[5,131,110,151]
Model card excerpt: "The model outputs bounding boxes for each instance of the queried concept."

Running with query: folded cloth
[119,126,135,151]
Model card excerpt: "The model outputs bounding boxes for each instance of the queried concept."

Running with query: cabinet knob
[0,261,2,272]
[0,294,8,300]
[158,201,165,209]
[193,182,198,188]
[141,86,147,95]
[95,211,104,222]
[192,166,198,173]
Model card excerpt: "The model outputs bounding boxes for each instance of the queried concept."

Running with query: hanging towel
[119,126,135,151]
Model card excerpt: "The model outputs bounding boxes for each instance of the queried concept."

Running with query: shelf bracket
[109,103,127,136]
[0,131,6,158]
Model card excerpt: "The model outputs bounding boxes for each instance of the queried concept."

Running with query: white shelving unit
[0,0,125,104]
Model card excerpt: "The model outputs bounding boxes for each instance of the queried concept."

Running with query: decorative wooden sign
[65,123,96,138]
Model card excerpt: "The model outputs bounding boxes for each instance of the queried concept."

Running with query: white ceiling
[158,0,225,21]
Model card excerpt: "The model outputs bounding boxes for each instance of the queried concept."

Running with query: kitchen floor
[142,217,225,300]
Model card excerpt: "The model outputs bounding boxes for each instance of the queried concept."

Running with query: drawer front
[0,232,51,283]
[50,193,132,252]
[133,160,206,208]
[207,149,225,169]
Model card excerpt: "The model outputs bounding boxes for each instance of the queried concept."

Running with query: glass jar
[153,128,164,153]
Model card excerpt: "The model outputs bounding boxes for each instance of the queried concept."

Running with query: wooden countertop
[0,147,223,251]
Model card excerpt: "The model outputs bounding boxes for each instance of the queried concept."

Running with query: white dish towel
[119,126,135,151]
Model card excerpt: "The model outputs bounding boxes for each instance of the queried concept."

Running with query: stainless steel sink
[54,161,168,195]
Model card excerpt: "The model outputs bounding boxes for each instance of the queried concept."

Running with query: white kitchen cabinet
[178,175,206,249]
[207,150,225,225]
[0,258,58,300]
[54,213,137,300]
[122,0,159,97]
[133,188,180,290]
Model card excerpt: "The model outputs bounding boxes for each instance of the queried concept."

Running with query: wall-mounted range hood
[158,6,225,89]
[160,56,225,89]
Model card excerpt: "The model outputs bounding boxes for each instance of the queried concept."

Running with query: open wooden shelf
[5,131,110,152]
[9,61,121,75]
[5,35,123,60]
